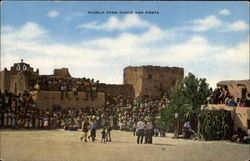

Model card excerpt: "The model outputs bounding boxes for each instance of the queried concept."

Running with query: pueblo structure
[1,60,249,111]
[123,66,184,98]
[217,80,250,102]
[0,61,184,103]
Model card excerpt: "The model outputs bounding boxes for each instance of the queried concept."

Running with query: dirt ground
[0,129,249,161]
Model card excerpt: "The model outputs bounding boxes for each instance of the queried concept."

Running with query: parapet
[53,68,71,77]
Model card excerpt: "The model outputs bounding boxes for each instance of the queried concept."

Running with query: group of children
[80,119,112,143]
[101,125,112,143]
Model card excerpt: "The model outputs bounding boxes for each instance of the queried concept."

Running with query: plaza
[0,129,249,161]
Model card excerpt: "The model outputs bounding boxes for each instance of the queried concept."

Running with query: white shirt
[136,121,145,130]
[183,121,191,130]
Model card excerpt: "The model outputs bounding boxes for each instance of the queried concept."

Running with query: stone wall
[30,91,105,110]
[124,66,184,98]
[206,104,250,135]
[99,83,134,99]
[217,80,250,101]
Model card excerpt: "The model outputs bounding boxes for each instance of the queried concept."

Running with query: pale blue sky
[1,1,249,88]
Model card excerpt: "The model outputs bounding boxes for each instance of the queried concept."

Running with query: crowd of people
[29,77,99,100]
[208,86,250,107]
[0,88,169,144]
[1,84,250,144]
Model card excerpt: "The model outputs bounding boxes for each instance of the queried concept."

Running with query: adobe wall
[217,80,250,101]
[124,66,184,98]
[10,71,31,95]
[123,67,144,97]
[206,104,250,135]
[30,91,105,110]
[99,83,135,99]
[0,72,5,93]
[0,70,17,93]
[0,62,38,93]
[53,68,71,77]
[141,66,184,98]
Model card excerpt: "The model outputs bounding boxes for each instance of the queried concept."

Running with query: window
[242,88,247,99]
[16,64,21,71]
[147,74,152,80]
[23,65,27,71]
[248,120,250,129]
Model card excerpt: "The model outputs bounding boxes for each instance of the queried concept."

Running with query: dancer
[106,125,112,142]
[101,128,106,143]
[80,119,89,142]
[89,120,96,142]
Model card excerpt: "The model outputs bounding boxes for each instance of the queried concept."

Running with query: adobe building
[0,59,39,94]
[123,65,184,98]
[217,80,250,102]
[1,61,185,109]
[0,60,106,110]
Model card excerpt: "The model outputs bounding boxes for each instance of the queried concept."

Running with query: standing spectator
[136,117,145,144]
[91,79,97,99]
[85,79,92,100]
[145,118,153,144]
[174,112,179,139]
[132,122,137,136]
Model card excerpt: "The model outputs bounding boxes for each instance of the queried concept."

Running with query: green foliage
[199,110,233,140]
[159,73,210,131]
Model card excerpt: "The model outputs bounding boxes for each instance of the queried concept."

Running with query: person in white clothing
[136,118,145,144]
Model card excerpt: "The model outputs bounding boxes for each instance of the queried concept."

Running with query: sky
[1,1,249,88]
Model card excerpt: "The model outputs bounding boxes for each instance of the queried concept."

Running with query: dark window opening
[248,120,250,129]
[147,74,152,79]
[52,105,61,111]
[242,88,247,99]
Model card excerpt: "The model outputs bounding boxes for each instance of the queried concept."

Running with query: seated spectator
[182,120,196,139]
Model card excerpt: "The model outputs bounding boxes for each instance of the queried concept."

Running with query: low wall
[206,104,250,134]
[30,91,105,110]
[99,83,135,99]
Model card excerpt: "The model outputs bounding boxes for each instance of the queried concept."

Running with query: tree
[159,73,210,133]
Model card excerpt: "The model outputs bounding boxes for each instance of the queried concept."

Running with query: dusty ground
[0,129,249,161]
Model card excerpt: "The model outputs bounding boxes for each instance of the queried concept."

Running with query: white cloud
[147,36,221,64]
[1,25,13,32]
[2,22,47,40]
[225,20,249,31]
[65,12,84,21]
[219,9,230,16]
[190,15,222,31]
[78,14,151,31]
[214,42,249,63]
[1,19,249,85]
[48,10,59,18]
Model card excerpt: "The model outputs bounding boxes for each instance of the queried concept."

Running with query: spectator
[136,117,145,144]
